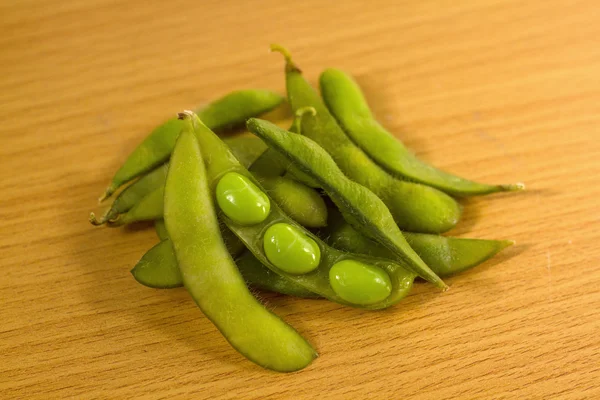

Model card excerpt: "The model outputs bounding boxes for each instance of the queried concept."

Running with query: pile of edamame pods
[90,45,524,372]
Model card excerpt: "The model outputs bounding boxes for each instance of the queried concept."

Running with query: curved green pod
[319,68,524,196]
[247,117,447,290]
[131,240,318,298]
[259,176,328,228]
[99,89,284,201]
[164,124,316,372]
[270,45,460,234]
[223,135,268,169]
[155,219,169,240]
[105,186,164,226]
[326,219,514,277]
[184,110,416,309]
[91,163,169,225]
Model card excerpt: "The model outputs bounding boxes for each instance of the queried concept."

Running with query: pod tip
[270,44,300,73]
[98,187,114,203]
[89,212,104,226]
[503,182,526,191]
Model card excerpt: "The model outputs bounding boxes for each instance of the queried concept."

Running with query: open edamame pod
[324,216,514,277]
[247,116,447,290]
[99,89,284,202]
[319,68,525,196]
[164,122,316,372]
[184,110,416,309]
[270,44,460,234]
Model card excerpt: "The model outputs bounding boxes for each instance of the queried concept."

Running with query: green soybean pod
[259,176,328,228]
[155,219,169,240]
[99,90,284,201]
[320,68,525,196]
[247,117,447,290]
[185,110,416,309]
[105,186,164,226]
[223,135,268,169]
[270,45,460,234]
[326,220,514,277]
[131,240,319,298]
[164,122,316,372]
[91,163,169,225]
[247,118,328,227]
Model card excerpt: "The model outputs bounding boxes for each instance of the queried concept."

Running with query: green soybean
[131,240,319,298]
[326,218,514,277]
[246,117,447,290]
[185,110,416,309]
[270,45,460,234]
[329,260,392,305]
[99,89,284,201]
[320,68,525,196]
[216,172,271,225]
[263,223,321,274]
[164,121,316,372]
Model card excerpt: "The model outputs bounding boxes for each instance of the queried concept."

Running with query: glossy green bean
[247,117,447,290]
[270,45,460,234]
[325,218,514,277]
[99,89,283,201]
[131,240,318,298]
[320,68,524,196]
[164,122,316,372]
[186,110,416,309]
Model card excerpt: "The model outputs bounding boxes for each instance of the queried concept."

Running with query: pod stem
[89,212,106,226]
[292,107,317,134]
[501,182,526,191]
[270,44,301,73]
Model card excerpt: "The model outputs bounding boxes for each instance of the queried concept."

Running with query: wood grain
[1,0,599,398]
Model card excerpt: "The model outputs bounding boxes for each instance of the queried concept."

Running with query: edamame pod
[185,110,416,309]
[223,135,268,169]
[164,122,316,372]
[99,89,284,201]
[258,176,328,228]
[91,163,169,225]
[106,186,164,226]
[326,219,514,277]
[155,219,168,240]
[131,240,319,298]
[270,45,460,234]
[320,68,524,196]
[247,117,447,290]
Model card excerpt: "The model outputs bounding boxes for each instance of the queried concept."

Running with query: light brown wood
[2,0,599,398]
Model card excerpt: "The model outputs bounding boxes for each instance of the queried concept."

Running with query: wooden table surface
[2,0,599,398]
